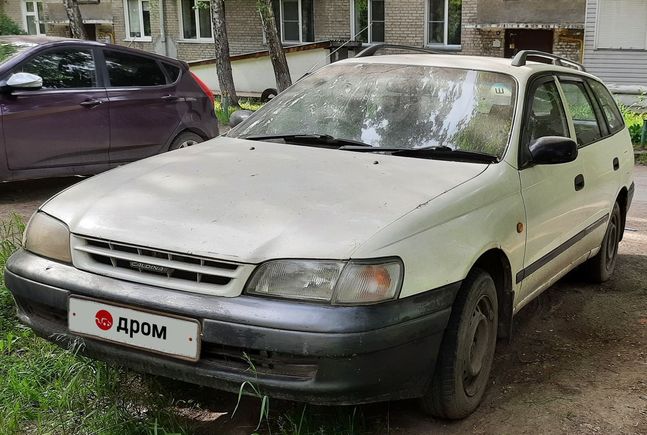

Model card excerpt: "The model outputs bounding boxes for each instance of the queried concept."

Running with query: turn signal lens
[333,260,402,305]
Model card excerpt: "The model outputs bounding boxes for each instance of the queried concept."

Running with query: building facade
[2,0,586,63]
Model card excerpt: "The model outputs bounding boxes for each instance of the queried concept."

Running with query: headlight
[245,258,403,305]
[23,212,72,263]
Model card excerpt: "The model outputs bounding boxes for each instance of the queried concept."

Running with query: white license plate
[68,297,201,361]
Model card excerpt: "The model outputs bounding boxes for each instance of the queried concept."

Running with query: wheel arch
[471,248,514,339]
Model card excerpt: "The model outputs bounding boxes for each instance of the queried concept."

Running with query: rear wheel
[583,202,622,283]
[420,268,498,419]
[169,132,203,151]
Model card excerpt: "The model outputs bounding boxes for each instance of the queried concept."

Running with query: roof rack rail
[355,43,444,58]
[511,50,586,72]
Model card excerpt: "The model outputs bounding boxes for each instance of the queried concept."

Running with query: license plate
[68,297,200,361]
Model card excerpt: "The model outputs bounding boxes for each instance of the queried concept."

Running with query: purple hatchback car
[0,36,219,182]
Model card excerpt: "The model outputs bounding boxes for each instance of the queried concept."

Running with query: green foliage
[0,14,25,36]
[619,100,646,146]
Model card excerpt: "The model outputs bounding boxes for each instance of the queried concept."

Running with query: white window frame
[594,0,647,50]
[123,0,152,42]
[425,0,461,49]
[276,0,303,43]
[22,0,45,36]
[178,0,214,42]
[350,0,385,44]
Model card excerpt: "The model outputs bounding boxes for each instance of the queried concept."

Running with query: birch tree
[62,0,87,39]
[211,0,239,108]
[257,0,291,92]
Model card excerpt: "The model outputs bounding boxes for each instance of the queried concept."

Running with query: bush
[215,98,264,125]
[0,14,25,36]
[619,104,646,146]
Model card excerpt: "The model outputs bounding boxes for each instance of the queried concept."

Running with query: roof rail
[511,50,586,72]
[355,43,444,58]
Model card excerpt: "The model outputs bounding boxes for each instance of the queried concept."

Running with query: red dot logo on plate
[95,310,113,331]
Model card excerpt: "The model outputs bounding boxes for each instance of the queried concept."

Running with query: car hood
[42,137,488,263]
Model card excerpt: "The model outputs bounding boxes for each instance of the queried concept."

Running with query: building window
[23,0,45,35]
[124,0,152,40]
[427,0,461,46]
[352,0,384,44]
[596,0,647,50]
[180,0,212,40]
[271,0,314,43]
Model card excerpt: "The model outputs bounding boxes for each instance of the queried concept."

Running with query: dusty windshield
[230,62,517,158]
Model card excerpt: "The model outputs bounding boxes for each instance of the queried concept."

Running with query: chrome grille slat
[74,244,241,278]
[71,235,248,295]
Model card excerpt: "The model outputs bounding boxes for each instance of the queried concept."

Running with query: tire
[260,88,278,103]
[168,132,203,151]
[420,268,498,419]
[583,202,622,283]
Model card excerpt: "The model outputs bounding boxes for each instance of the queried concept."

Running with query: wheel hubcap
[605,213,619,269]
[463,294,495,397]
[178,140,197,149]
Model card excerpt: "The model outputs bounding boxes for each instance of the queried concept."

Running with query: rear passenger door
[557,77,619,254]
[102,49,183,163]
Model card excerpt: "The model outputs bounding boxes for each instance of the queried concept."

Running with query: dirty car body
[5,52,634,418]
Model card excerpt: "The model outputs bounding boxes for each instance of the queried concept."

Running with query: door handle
[613,157,619,171]
[79,98,102,108]
[574,174,585,191]
[161,95,179,101]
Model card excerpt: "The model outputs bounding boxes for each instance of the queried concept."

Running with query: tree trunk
[211,0,239,109]
[62,0,88,39]
[257,0,292,92]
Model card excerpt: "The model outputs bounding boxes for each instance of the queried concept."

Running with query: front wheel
[583,202,622,283]
[420,268,498,419]
[168,132,203,151]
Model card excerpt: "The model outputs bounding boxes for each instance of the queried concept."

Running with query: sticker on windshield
[489,83,513,106]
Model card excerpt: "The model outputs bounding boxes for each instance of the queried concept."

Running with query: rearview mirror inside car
[7,72,43,90]
[529,136,578,165]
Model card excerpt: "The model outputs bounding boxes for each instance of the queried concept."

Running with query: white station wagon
[5,48,635,419]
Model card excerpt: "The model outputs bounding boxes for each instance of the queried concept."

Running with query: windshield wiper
[339,145,499,164]
[243,134,373,148]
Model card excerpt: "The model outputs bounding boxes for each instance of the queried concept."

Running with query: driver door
[1,46,109,170]
[516,76,588,306]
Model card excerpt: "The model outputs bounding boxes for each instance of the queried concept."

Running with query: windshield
[0,41,34,66]
[229,62,517,158]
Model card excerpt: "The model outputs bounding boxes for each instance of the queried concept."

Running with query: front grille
[201,343,318,381]
[71,236,251,295]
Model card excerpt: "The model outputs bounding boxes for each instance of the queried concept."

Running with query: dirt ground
[1,167,646,434]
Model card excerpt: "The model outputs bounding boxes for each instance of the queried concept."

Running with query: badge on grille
[129,261,173,275]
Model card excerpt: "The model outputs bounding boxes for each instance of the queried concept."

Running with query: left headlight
[23,212,72,263]
[245,258,403,305]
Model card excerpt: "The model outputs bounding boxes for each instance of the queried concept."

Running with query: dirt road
[1,168,646,434]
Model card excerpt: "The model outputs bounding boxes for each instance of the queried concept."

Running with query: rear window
[163,62,181,82]
[104,50,166,87]
[588,80,624,134]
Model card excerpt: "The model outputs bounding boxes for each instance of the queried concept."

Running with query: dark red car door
[102,49,184,163]
[1,46,109,170]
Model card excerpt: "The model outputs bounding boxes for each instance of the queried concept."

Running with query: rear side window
[524,81,569,147]
[163,63,180,82]
[104,50,166,87]
[19,48,96,89]
[588,80,624,133]
[560,81,603,147]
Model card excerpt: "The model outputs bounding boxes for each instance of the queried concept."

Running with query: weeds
[215,98,264,125]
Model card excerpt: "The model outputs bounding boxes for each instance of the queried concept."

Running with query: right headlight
[22,212,72,263]
[244,258,403,305]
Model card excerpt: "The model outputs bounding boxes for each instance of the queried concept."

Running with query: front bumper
[4,250,458,405]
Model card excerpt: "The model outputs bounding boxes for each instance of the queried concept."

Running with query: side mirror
[229,109,253,128]
[528,136,578,165]
[7,72,43,89]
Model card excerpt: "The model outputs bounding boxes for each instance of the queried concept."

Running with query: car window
[104,50,166,87]
[560,81,603,147]
[588,80,624,134]
[525,80,569,147]
[163,63,180,82]
[17,48,96,89]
